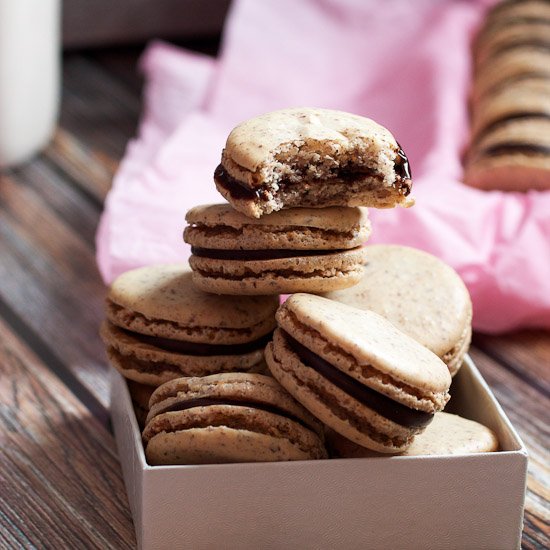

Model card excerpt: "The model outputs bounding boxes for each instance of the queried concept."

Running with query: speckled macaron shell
[481,0,550,32]
[143,373,327,465]
[188,247,369,296]
[471,49,550,103]
[184,204,370,294]
[327,412,499,458]
[266,330,416,453]
[470,81,550,141]
[276,294,451,409]
[465,119,550,191]
[102,265,278,385]
[321,245,472,376]
[184,203,371,250]
[216,107,413,218]
[474,23,550,69]
[101,321,266,386]
[266,294,451,453]
[146,372,323,436]
[106,264,279,343]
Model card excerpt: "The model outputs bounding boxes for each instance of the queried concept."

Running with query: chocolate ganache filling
[215,148,412,201]
[473,112,550,142]
[154,396,314,431]
[122,328,272,356]
[481,142,550,158]
[191,246,348,261]
[282,331,433,429]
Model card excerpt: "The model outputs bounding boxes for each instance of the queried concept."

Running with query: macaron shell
[106,298,277,344]
[266,336,414,454]
[277,294,451,411]
[147,372,323,437]
[475,24,550,68]
[185,203,371,233]
[189,247,367,294]
[470,81,550,137]
[464,152,550,191]
[222,107,398,177]
[443,324,472,377]
[101,322,265,386]
[185,204,371,251]
[145,427,316,465]
[143,402,327,464]
[321,245,472,372]
[107,264,279,332]
[328,412,499,457]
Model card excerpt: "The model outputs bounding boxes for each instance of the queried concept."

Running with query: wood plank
[45,54,142,203]
[0,316,135,548]
[473,331,550,396]
[0,162,110,408]
[469,348,550,549]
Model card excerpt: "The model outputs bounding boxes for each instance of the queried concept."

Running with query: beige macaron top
[278,294,451,394]
[322,245,472,360]
[185,203,371,250]
[107,264,279,329]
[186,203,370,233]
[222,107,401,183]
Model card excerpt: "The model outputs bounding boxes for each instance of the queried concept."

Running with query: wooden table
[0,48,548,549]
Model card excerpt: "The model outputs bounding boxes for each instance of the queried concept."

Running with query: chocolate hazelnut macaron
[214,107,413,218]
[143,373,327,465]
[101,264,279,386]
[266,294,451,454]
[322,245,472,376]
[327,412,499,458]
[184,203,370,295]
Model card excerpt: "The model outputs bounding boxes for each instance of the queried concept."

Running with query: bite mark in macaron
[215,107,413,218]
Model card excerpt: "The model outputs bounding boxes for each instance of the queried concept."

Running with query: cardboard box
[111,357,527,550]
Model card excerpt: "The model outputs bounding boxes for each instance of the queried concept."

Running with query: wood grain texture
[474,331,550,396]
[0,48,548,548]
[0,316,135,548]
[46,55,141,204]
[470,348,550,550]
[0,164,110,409]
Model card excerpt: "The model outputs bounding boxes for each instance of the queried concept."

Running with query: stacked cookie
[102,107,495,465]
[465,0,550,190]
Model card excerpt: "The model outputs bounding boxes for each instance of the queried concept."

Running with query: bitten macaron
[214,107,413,218]
[143,373,328,465]
[101,264,279,386]
[184,203,370,295]
[327,412,499,457]
[322,245,472,376]
[266,294,451,454]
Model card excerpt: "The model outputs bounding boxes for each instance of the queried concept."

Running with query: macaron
[143,373,328,465]
[321,245,472,376]
[265,294,452,454]
[469,81,550,144]
[327,412,499,457]
[184,203,371,295]
[101,264,279,386]
[214,107,413,218]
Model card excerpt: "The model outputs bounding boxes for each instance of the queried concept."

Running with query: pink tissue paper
[96,0,550,333]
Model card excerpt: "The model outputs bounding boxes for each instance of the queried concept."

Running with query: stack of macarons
[184,107,413,296]
[102,107,497,465]
[465,0,550,191]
